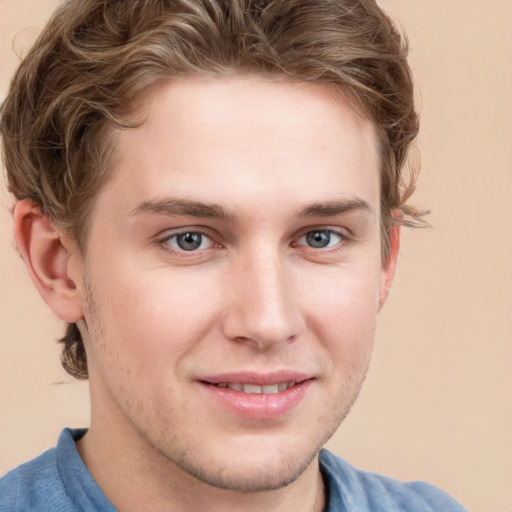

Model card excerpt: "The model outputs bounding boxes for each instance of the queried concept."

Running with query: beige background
[1,1,511,511]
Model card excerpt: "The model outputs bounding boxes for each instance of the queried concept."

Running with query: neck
[77,410,326,512]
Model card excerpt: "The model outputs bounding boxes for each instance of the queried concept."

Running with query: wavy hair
[1,0,423,378]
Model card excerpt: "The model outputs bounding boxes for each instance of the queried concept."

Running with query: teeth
[215,381,297,394]
[243,384,262,394]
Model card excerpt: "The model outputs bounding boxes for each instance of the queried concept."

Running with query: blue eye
[299,230,342,249]
[164,232,213,251]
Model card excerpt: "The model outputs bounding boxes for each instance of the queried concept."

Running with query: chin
[173,446,320,493]
[150,422,339,494]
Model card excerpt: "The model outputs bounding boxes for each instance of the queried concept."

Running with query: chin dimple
[214,381,297,394]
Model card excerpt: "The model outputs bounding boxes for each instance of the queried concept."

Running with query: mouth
[210,381,299,394]
[198,375,313,419]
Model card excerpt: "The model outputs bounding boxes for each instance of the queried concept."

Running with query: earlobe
[378,223,401,312]
[13,200,83,323]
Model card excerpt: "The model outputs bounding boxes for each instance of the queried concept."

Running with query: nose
[221,248,305,350]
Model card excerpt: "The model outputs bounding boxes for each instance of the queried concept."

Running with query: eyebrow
[296,198,373,218]
[129,199,239,222]
[129,197,372,221]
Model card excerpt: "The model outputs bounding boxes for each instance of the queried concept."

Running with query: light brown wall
[1,1,511,510]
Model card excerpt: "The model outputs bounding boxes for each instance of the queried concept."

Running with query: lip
[197,371,314,420]
[200,370,311,386]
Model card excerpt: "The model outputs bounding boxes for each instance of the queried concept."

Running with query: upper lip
[198,370,313,386]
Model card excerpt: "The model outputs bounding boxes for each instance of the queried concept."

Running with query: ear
[378,223,401,312]
[13,200,84,323]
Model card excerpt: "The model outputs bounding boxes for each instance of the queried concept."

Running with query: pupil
[177,232,202,250]
[306,231,330,248]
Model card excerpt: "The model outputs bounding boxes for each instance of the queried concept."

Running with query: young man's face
[71,77,397,491]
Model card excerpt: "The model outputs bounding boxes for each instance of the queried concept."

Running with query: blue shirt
[0,429,467,511]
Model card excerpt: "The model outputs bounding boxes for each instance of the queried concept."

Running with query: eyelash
[158,229,219,254]
[157,227,352,256]
[297,228,351,248]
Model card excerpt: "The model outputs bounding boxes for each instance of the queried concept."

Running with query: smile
[213,381,297,394]
[202,378,312,419]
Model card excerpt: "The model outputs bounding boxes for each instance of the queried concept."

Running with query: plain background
[0,1,511,511]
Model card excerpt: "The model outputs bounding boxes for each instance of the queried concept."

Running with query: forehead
[98,76,380,220]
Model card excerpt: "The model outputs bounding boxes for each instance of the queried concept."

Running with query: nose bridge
[223,243,303,348]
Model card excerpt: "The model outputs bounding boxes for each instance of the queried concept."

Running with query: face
[72,77,397,492]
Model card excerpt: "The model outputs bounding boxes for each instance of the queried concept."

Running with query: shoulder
[0,429,91,512]
[0,447,72,511]
[319,449,468,512]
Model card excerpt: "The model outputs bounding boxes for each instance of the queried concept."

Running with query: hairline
[71,72,393,259]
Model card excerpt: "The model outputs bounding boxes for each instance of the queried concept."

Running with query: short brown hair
[1,0,423,379]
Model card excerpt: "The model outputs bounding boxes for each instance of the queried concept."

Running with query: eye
[297,229,343,249]
[163,231,214,252]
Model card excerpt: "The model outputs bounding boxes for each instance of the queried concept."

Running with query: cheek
[302,263,381,361]
[89,262,222,365]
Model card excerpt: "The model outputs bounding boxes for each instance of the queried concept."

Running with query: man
[0,0,467,510]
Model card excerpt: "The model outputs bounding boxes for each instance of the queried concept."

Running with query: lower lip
[199,380,313,420]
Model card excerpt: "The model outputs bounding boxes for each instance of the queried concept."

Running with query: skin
[14,76,399,512]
